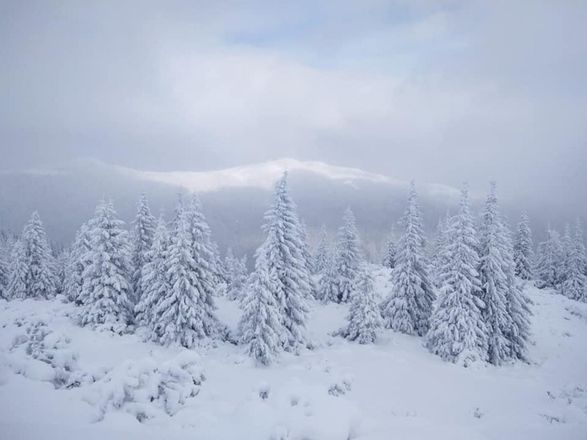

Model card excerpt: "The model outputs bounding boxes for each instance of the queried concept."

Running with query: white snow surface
[1,280,586,440]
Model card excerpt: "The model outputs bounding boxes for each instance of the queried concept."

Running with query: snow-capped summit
[119,158,397,193]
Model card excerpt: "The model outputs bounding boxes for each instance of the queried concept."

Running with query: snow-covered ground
[1,281,586,440]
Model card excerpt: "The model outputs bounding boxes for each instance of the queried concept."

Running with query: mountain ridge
[9,157,460,198]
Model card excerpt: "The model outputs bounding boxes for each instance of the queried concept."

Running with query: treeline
[0,175,585,367]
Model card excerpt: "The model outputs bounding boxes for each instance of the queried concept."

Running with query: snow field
[1,284,586,440]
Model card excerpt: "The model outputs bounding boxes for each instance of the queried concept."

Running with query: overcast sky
[1,0,586,206]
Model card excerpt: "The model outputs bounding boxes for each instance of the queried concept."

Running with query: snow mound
[83,351,205,422]
[8,318,91,388]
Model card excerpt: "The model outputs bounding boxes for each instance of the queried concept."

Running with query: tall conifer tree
[239,251,284,365]
[12,212,58,299]
[313,226,331,275]
[338,265,382,344]
[6,240,28,300]
[151,206,223,346]
[477,184,511,364]
[80,201,133,326]
[513,214,534,280]
[135,217,170,329]
[130,194,156,305]
[560,221,587,302]
[381,183,435,336]
[0,239,9,299]
[324,208,363,303]
[426,186,488,365]
[255,173,311,351]
[64,222,92,303]
[535,228,564,289]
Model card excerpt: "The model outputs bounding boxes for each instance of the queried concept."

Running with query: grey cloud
[0,0,586,212]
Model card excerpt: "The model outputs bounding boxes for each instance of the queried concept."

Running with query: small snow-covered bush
[328,375,353,396]
[85,351,205,422]
[258,381,270,400]
[9,319,90,388]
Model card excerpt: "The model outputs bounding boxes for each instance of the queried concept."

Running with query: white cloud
[1,0,586,206]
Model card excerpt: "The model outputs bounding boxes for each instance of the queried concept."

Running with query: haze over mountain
[0,158,575,261]
[2,0,586,260]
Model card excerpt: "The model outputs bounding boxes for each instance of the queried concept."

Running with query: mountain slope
[0,159,457,256]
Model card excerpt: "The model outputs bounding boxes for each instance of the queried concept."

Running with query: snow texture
[1,285,586,440]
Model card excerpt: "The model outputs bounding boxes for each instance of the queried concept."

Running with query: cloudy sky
[1,0,586,207]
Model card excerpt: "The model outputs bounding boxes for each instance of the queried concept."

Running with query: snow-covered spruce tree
[382,232,397,270]
[184,195,225,293]
[534,228,563,289]
[1,233,17,257]
[313,226,331,275]
[317,256,338,303]
[63,222,92,303]
[560,221,587,302]
[380,183,435,336]
[338,265,382,344]
[559,224,574,289]
[130,194,156,306]
[299,220,317,298]
[210,241,227,289]
[79,201,133,327]
[171,193,185,231]
[20,211,58,299]
[256,172,311,351]
[477,183,515,365]
[1,233,18,298]
[575,220,587,276]
[238,251,284,365]
[477,184,510,363]
[0,241,9,299]
[550,229,565,286]
[500,218,532,361]
[6,240,28,299]
[533,241,549,287]
[54,248,68,295]
[151,207,223,347]
[224,248,236,282]
[431,214,451,288]
[426,187,488,365]
[224,247,237,299]
[513,214,534,280]
[135,217,170,329]
[227,254,248,301]
[324,208,363,303]
[217,246,229,286]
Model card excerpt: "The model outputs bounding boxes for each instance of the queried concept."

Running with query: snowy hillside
[3,1,586,439]
[1,282,586,440]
